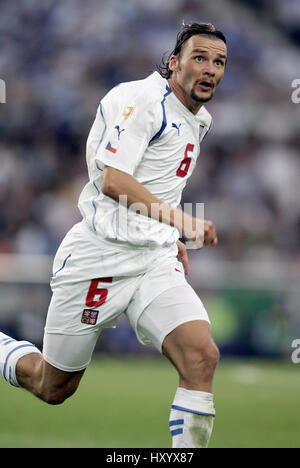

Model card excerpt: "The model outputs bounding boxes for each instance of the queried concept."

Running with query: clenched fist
[182,214,218,249]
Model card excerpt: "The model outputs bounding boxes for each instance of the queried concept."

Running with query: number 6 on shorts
[85,277,112,308]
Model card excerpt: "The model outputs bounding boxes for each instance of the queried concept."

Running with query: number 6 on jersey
[85,277,112,308]
[176,144,194,178]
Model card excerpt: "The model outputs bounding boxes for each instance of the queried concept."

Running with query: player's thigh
[42,330,101,373]
[135,284,211,354]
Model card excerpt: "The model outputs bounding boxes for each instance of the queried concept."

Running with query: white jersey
[78,71,212,248]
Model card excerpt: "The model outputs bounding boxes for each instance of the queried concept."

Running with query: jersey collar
[148,71,211,127]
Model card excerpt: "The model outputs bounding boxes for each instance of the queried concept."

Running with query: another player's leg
[136,285,218,449]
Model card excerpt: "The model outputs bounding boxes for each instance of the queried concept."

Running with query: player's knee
[43,393,65,406]
[203,342,220,372]
[184,341,220,381]
[43,389,75,405]
[39,383,79,406]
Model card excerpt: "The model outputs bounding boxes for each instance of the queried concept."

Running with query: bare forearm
[101,166,184,230]
[101,166,218,245]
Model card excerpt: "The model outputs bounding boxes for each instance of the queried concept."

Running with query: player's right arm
[95,84,217,247]
[102,166,218,247]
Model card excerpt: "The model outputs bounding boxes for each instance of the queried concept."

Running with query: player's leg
[0,330,94,404]
[162,319,218,448]
[16,352,85,405]
[0,221,137,405]
[162,319,219,393]
[135,285,218,448]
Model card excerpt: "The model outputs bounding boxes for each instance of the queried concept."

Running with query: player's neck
[167,77,203,115]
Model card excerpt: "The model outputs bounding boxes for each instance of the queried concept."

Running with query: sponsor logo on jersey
[106,141,117,153]
[81,309,99,325]
[114,125,125,140]
[123,106,134,118]
[172,122,182,136]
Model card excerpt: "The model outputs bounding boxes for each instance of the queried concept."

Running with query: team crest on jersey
[81,309,99,325]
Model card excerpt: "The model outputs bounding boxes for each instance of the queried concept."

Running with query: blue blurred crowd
[0,0,299,263]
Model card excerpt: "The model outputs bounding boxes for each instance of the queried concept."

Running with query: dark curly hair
[157,22,227,79]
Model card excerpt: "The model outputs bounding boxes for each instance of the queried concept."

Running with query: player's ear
[168,55,178,73]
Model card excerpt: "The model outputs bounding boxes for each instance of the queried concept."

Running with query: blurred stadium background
[0,0,300,448]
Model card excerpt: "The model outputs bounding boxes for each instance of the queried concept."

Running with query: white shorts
[42,221,210,372]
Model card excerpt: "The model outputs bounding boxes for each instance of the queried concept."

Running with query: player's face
[169,35,227,111]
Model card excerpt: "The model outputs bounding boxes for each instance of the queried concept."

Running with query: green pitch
[0,356,299,448]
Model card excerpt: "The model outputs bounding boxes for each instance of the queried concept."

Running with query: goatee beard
[190,89,213,104]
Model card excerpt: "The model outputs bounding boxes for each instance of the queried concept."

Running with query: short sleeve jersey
[78,72,212,248]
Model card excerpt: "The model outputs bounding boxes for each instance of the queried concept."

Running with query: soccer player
[0,22,227,448]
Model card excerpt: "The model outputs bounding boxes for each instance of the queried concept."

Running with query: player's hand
[176,240,189,275]
[203,220,218,246]
[182,214,218,248]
